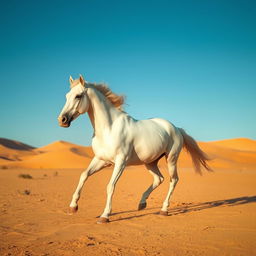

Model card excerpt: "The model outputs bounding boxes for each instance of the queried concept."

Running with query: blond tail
[179,128,212,174]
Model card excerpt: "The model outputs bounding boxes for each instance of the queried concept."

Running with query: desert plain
[0,137,256,256]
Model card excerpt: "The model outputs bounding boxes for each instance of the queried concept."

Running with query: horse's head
[58,75,90,127]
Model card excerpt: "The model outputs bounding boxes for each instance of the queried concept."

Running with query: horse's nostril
[62,116,67,123]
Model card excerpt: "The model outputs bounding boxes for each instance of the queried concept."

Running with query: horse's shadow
[110,195,256,222]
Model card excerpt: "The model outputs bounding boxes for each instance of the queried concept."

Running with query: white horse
[58,75,211,223]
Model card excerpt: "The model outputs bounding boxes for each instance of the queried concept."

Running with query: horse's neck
[87,88,121,137]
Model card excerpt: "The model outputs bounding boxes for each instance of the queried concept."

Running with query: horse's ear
[69,75,73,85]
[79,74,85,86]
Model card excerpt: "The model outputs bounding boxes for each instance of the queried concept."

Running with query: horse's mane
[70,78,125,109]
[89,83,125,109]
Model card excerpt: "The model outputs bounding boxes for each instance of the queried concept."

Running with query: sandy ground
[0,165,255,256]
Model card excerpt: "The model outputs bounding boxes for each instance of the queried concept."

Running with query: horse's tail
[179,128,212,174]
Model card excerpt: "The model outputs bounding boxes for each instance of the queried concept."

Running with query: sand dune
[209,138,256,152]
[9,149,91,169]
[35,141,93,158]
[0,138,37,165]
[0,137,256,170]
[198,140,256,170]
[5,141,93,169]
[0,138,35,151]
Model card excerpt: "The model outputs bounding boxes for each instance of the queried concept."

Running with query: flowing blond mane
[89,83,125,109]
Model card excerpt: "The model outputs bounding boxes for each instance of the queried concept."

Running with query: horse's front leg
[69,157,107,214]
[97,156,126,223]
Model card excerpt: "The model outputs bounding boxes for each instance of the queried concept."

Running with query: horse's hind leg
[160,152,179,215]
[138,162,164,210]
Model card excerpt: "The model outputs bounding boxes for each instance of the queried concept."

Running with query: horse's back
[150,118,177,136]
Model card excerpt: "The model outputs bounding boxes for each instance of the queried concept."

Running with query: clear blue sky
[0,0,255,147]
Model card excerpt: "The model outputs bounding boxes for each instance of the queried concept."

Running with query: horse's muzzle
[58,115,71,128]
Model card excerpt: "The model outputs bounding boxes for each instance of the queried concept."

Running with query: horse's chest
[91,136,118,162]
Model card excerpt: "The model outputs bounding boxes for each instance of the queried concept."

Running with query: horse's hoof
[68,206,78,215]
[159,210,168,216]
[97,217,109,224]
[138,202,147,211]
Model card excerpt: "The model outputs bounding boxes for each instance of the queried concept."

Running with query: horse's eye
[75,94,82,99]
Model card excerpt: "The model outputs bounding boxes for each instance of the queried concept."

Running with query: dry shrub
[18,174,33,179]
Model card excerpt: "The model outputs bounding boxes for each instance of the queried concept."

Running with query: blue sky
[0,0,255,147]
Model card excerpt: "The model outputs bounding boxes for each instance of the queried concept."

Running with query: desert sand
[0,137,256,256]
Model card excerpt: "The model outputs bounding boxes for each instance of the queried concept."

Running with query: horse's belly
[132,127,169,164]
[127,149,164,165]
[134,143,166,164]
